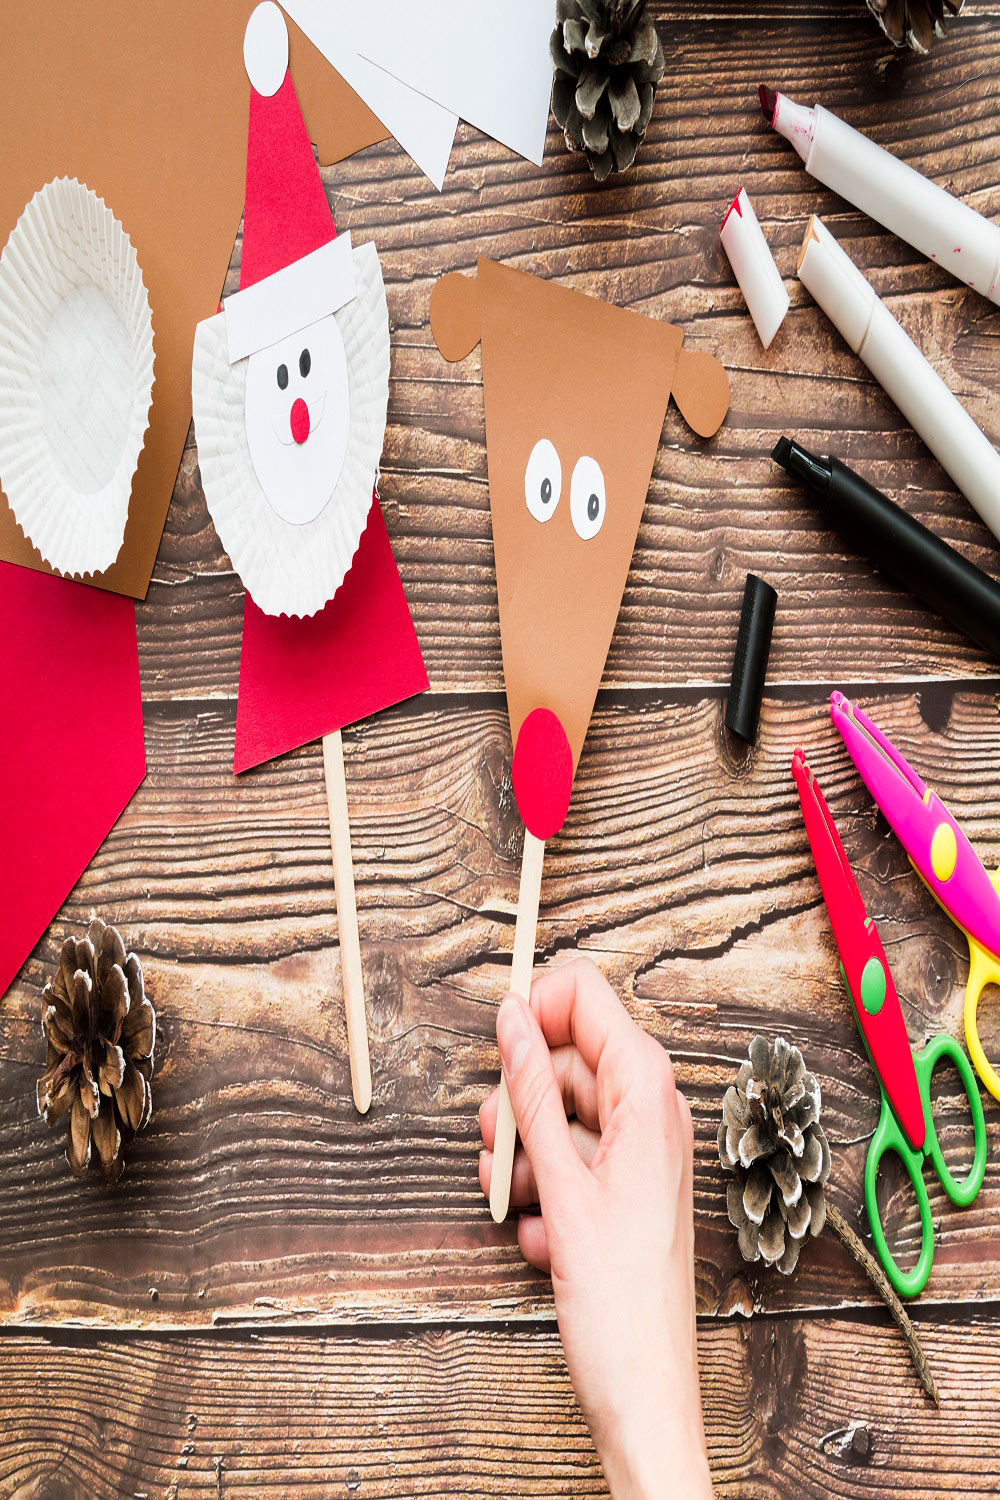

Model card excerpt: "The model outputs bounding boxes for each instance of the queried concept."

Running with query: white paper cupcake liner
[0,177,155,577]
[192,239,391,618]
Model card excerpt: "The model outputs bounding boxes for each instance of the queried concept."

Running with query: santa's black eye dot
[277,364,289,390]
[299,348,311,378]
[587,493,600,521]
[540,477,552,505]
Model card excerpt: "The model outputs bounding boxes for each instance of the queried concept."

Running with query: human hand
[479,959,712,1500]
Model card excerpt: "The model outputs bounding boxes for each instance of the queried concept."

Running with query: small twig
[825,1202,940,1407]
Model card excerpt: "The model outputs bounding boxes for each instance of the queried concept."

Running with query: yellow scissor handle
[966,938,1000,1104]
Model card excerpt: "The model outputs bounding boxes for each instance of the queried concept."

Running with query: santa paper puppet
[192,3,427,1114]
[431,259,730,1219]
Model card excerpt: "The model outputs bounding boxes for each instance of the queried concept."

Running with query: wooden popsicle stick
[322,728,373,1115]
[490,830,545,1223]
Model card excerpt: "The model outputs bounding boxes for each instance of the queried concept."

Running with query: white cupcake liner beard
[192,241,391,618]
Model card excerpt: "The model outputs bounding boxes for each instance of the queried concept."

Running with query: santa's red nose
[290,398,310,445]
[512,708,574,841]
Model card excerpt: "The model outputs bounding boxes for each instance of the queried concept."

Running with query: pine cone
[718,1036,831,1275]
[866,0,963,53]
[551,0,666,182]
[37,919,155,1181]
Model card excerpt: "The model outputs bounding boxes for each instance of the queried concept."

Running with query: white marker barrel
[806,104,1000,305]
[720,189,790,349]
[799,216,1000,546]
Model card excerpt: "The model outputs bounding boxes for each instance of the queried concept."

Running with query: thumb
[497,994,585,1204]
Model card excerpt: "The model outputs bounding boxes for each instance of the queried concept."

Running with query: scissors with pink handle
[832,691,1000,1103]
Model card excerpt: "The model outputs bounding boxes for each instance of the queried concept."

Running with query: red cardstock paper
[241,69,337,291]
[234,496,428,774]
[0,563,146,998]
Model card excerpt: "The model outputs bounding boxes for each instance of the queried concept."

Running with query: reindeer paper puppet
[431,259,730,1218]
[192,4,427,1114]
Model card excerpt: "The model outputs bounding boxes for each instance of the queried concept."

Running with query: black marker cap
[725,573,777,745]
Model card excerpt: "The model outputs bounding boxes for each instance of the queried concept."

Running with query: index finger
[528,957,645,1076]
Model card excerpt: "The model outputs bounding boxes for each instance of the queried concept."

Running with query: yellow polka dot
[931,822,958,882]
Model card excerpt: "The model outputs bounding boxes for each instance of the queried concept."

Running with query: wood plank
[151,19,1000,703]
[0,1317,997,1498]
[3,687,999,1327]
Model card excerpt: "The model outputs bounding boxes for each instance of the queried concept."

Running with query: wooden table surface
[2,3,1000,1495]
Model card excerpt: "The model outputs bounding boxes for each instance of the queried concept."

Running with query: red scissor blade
[793,749,870,956]
[792,750,926,1153]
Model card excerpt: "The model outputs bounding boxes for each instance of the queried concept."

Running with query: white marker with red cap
[761,86,1000,308]
[720,189,790,349]
[798,215,1000,545]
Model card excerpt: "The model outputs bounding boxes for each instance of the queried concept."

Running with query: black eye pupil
[588,493,600,521]
[299,348,311,378]
[540,477,552,505]
[277,364,289,390]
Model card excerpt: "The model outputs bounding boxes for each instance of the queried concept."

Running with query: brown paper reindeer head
[431,257,729,840]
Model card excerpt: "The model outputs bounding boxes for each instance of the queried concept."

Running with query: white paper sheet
[355,0,554,167]
[280,0,457,189]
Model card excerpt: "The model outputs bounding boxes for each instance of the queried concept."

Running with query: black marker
[772,437,1000,662]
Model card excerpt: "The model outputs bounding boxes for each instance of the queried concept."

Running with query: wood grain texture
[3,2,1000,1493]
[144,16,1000,705]
[0,1318,998,1499]
[3,689,1000,1327]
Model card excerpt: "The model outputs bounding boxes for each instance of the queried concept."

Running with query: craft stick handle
[490,831,545,1223]
[323,729,373,1115]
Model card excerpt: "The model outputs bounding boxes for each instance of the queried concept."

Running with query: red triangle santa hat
[225,2,356,363]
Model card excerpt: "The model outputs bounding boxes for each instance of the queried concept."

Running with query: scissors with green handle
[794,749,988,1299]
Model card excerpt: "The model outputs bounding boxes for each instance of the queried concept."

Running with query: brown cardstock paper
[430,258,730,770]
[0,3,389,599]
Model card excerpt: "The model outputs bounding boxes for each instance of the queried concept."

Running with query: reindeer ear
[430,271,482,361]
[672,347,730,439]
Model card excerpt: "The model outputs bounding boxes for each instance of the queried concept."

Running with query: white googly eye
[524,438,562,523]
[570,456,606,540]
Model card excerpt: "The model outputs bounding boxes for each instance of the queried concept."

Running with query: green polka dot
[860,957,887,1016]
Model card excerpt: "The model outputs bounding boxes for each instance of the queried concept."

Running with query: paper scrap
[235,495,428,772]
[0,3,392,599]
[0,562,146,1000]
[280,0,457,189]
[356,0,554,166]
[431,258,730,776]
[0,178,154,579]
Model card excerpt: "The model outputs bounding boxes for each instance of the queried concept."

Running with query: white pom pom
[244,2,288,98]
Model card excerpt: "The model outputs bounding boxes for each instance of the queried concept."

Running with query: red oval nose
[512,708,574,841]
[290,398,310,445]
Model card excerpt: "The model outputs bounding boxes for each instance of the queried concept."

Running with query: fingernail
[497,994,531,1077]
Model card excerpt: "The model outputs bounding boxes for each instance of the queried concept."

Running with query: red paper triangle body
[0,564,146,998]
[234,496,428,773]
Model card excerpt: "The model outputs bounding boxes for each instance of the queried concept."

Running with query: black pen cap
[726,573,777,744]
